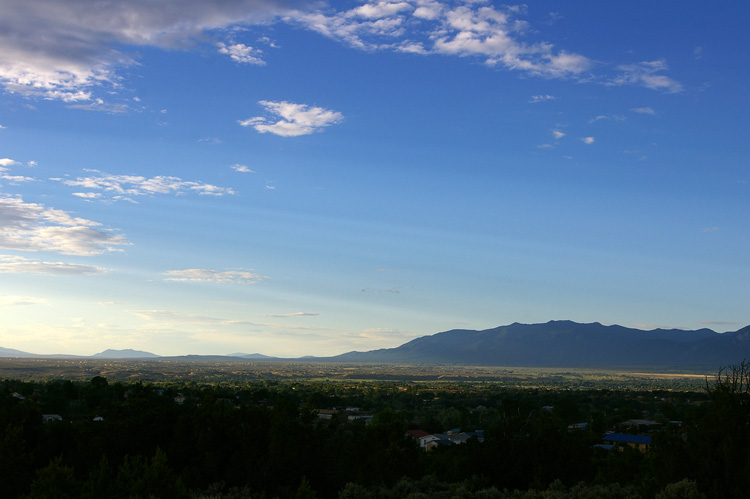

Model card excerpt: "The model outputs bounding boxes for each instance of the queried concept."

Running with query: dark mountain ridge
[327,320,750,369]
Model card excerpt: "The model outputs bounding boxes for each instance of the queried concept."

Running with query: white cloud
[240,100,344,137]
[56,171,235,200]
[581,136,595,144]
[0,167,35,183]
[552,129,565,139]
[351,2,412,19]
[68,99,129,113]
[611,60,683,93]
[261,311,319,318]
[631,106,656,115]
[0,158,20,167]
[231,163,254,173]
[129,309,261,326]
[0,1,681,102]
[0,0,282,102]
[413,1,442,21]
[218,42,265,65]
[163,268,266,284]
[0,295,48,306]
[0,254,108,275]
[588,114,625,123]
[530,94,555,103]
[72,192,103,200]
[285,2,592,78]
[0,196,128,255]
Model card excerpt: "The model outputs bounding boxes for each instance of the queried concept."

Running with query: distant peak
[91,349,158,359]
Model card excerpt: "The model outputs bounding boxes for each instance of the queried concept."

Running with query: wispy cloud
[261,312,319,318]
[163,268,266,284]
[552,130,566,139]
[581,136,595,144]
[0,167,35,183]
[0,295,48,306]
[698,321,741,327]
[631,106,656,115]
[239,100,344,137]
[0,254,108,275]
[588,114,625,123]
[129,309,262,326]
[55,170,235,201]
[198,137,222,144]
[611,60,682,93]
[530,94,555,103]
[0,196,128,255]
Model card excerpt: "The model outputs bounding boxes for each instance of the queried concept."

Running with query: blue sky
[0,0,747,357]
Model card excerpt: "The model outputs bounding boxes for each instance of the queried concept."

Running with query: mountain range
[326,320,750,369]
[2,321,749,369]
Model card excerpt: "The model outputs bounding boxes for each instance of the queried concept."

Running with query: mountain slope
[91,349,159,359]
[330,320,746,368]
[0,346,38,358]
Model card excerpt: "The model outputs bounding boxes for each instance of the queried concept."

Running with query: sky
[0,0,748,357]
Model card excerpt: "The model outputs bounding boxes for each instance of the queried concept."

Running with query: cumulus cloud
[0,196,128,255]
[0,0,681,102]
[0,158,21,167]
[552,129,565,139]
[581,136,595,144]
[0,0,282,102]
[287,2,592,79]
[611,60,683,93]
[218,42,265,65]
[0,254,108,275]
[239,100,344,137]
[163,268,266,284]
[56,171,235,201]
[231,163,254,173]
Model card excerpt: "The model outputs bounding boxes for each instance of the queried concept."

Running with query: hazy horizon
[1,1,747,357]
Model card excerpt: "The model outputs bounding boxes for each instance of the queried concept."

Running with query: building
[601,432,652,452]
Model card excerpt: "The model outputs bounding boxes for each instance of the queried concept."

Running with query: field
[0,357,711,391]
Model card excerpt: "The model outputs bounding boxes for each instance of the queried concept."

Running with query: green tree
[26,456,80,499]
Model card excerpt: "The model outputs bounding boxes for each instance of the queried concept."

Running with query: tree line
[1,361,748,498]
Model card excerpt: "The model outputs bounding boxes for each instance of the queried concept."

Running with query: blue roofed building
[601,432,652,452]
